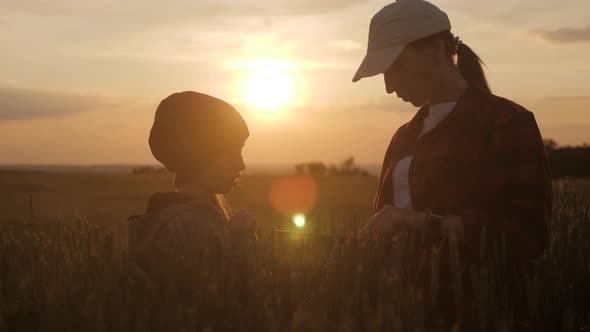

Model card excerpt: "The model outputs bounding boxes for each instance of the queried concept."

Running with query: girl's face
[383,39,446,107]
[198,141,246,194]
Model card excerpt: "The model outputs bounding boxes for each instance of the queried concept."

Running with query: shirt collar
[402,84,489,138]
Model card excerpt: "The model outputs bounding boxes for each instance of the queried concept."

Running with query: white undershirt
[392,102,457,209]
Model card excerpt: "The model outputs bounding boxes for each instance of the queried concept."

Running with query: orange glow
[268,175,318,217]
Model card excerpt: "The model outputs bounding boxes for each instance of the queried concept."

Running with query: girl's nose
[238,155,246,172]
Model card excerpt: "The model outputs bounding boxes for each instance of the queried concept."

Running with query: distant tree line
[545,139,590,178]
[130,141,589,179]
[132,166,168,175]
[295,157,370,177]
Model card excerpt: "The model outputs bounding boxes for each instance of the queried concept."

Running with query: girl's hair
[211,194,235,221]
[411,30,491,93]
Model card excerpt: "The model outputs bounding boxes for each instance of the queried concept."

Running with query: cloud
[0,0,375,61]
[540,96,590,102]
[52,11,366,73]
[539,124,590,146]
[3,0,371,20]
[326,39,363,52]
[321,98,410,113]
[0,86,142,121]
[532,26,590,43]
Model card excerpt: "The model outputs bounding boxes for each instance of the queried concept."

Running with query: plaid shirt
[374,85,552,266]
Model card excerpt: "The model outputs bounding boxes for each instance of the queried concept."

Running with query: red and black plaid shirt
[374,85,552,266]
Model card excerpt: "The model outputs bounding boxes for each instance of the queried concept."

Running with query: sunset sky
[1,0,589,166]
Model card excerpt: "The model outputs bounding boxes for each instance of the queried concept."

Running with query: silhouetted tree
[295,164,305,175]
[294,157,371,177]
[307,162,327,176]
[544,139,558,152]
[544,139,590,178]
[342,157,355,174]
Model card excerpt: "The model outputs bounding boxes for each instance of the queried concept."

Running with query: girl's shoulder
[128,192,231,268]
[156,196,224,224]
[153,194,230,244]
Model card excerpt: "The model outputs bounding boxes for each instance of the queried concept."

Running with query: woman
[354,0,552,325]
[128,91,256,277]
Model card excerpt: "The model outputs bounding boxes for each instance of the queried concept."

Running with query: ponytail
[456,42,491,93]
[411,31,492,94]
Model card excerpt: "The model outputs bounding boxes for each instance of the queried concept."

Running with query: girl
[128,91,256,276]
[354,0,552,325]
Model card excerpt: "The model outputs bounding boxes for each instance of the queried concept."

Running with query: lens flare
[268,175,318,217]
[292,213,306,228]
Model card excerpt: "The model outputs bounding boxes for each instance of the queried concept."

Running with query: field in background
[0,171,379,234]
[3,171,590,230]
[1,170,589,331]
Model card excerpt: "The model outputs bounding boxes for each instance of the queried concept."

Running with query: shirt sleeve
[460,109,552,264]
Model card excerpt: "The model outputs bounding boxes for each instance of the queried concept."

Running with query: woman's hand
[359,207,464,240]
[360,205,428,235]
[440,214,464,240]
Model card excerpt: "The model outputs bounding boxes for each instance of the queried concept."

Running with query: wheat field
[0,171,589,331]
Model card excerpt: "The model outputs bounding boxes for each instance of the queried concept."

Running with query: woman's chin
[399,96,423,107]
[406,98,426,107]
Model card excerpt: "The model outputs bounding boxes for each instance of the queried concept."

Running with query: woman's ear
[426,38,449,68]
[430,38,446,57]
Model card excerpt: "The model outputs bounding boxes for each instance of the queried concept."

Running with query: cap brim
[352,45,405,83]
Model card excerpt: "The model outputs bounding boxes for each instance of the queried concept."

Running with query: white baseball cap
[352,0,451,82]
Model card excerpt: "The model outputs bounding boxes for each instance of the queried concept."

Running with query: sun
[242,60,296,110]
